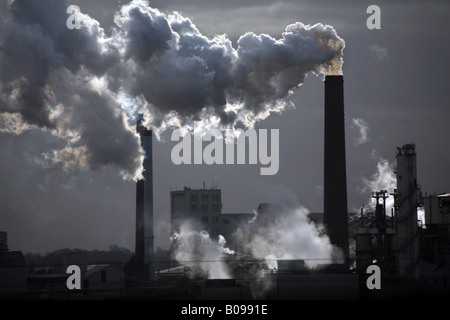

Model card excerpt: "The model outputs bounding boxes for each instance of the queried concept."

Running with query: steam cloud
[237,204,342,270]
[0,0,345,179]
[360,157,397,213]
[170,221,235,279]
[360,153,425,225]
[170,201,342,280]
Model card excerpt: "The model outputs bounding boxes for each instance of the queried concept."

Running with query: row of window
[191,194,220,201]
[191,204,220,211]
[201,216,229,224]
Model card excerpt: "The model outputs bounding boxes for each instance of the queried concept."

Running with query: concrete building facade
[170,187,253,251]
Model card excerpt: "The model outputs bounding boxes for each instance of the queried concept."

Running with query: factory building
[170,186,253,251]
[3,72,450,299]
[351,144,421,298]
[420,192,450,293]
[0,232,28,294]
[423,193,450,226]
[170,186,222,237]
[128,74,450,298]
[351,144,450,298]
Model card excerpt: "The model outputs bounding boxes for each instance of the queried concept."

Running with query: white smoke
[360,157,397,214]
[170,221,235,279]
[351,118,370,146]
[0,0,345,179]
[238,203,343,270]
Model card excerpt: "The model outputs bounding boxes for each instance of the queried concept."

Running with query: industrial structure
[3,76,450,300]
[351,144,450,298]
[395,144,420,282]
[423,193,450,225]
[121,75,449,298]
[350,144,421,297]
[170,186,253,252]
[124,114,155,283]
[323,75,350,263]
[420,192,450,292]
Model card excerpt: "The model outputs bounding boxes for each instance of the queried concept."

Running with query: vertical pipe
[142,128,155,280]
[135,179,144,264]
[136,115,155,281]
[323,75,349,263]
[395,144,419,280]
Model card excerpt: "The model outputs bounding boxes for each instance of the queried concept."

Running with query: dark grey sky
[1,0,449,253]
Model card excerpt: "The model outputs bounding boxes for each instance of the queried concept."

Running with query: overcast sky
[1,0,449,254]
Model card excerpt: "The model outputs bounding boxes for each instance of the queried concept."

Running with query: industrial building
[155,75,357,298]
[0,232,28,295]
[423,193,450,226]
[420,192,450,293]
[121,75,450,298]
[158,76,450,299]
[2,75,449,300]
[170,186,253,251]
[350,144,450,298]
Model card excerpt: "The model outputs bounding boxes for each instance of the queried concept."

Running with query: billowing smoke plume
[0,0,345,179]
[0,0,142,179]
[170,221,235,279]
[237,203,342,270]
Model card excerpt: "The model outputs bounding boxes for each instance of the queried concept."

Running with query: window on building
[201,216,208,223]
[212,194,219,201]
[202,194,208,201]
[212,216,219,223]
[212,204,220,211]
[201,204,208,211]
[223,219,229,225]
[191,194,198,201]
[191,204,198,211]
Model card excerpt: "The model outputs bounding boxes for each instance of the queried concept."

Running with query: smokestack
[395,144,419,281]
[323,75,349,262]
[135,114,155,281]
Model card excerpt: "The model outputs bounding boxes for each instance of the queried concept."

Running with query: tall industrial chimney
[135,114,155,281]
[395,144,419,281]
[323,75,349,262]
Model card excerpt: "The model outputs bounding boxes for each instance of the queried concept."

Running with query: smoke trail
[360,157,397,213]
[0,0,345,179]
[351,118,370,146]
[170,221,235,279]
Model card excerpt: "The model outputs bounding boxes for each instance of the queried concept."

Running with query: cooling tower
[323,75,349,262]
